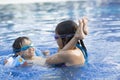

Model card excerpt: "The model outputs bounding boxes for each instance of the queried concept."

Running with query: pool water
[0,0,120,80]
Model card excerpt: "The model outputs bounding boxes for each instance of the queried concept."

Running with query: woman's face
[55,34,64,49]
[19,39,35,59]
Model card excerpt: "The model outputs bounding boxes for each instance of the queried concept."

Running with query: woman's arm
[46,51,66,64]
[62,17,88,50]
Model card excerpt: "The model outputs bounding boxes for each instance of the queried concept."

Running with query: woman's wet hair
[55,20,77,48]
[55,20,87,50]
[12,36,30,57]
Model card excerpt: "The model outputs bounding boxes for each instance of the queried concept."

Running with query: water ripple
[0,0,120,80]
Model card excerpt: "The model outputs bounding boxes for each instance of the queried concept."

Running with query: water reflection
[0,0,120,80]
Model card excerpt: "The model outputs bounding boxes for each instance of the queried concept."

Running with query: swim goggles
[13,43,33,53]
[54,34,74,39]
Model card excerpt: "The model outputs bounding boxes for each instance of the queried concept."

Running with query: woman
[46,17,88,66]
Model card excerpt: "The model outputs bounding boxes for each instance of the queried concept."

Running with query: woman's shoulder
[60,48,83,57]
[58,50,75,58]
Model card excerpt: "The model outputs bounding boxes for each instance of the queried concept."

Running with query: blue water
[0,0,120,80]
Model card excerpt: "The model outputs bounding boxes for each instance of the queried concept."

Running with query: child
[4,36,49,67]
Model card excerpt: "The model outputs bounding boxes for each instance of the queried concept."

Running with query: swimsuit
[76,43,88,59]
[52,63,66,67]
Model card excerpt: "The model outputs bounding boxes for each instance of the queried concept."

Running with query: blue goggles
[54,34,74,39]
[13,43,33,53]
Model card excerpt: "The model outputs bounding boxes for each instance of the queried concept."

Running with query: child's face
[19,39,35,60]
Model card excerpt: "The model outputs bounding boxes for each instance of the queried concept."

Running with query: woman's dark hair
[12,36,30,57]
[55,20,87,50]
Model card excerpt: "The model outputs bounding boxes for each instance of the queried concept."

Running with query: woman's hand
[83,17,88,35]
[42,50,50,56]
[75,17,88,40]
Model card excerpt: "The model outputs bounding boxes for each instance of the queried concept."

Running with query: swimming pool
[0,0,120,80]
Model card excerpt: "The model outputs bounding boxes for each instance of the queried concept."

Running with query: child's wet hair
[12,36,31,54]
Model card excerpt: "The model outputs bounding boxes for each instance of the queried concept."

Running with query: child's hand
[42,50,50,56]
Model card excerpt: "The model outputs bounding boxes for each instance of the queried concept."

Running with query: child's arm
[4,57,14,67]
[62,17,88,50]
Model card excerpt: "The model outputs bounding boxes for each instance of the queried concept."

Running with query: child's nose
[29,47,34,51]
